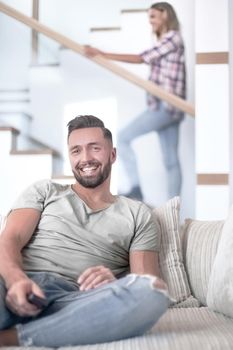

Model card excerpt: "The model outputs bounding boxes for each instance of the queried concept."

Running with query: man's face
[68,127,116,188]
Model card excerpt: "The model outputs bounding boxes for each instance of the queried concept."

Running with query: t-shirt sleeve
[10,179,50,213]
[130,203,160,252]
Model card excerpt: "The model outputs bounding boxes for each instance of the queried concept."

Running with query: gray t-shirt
[11,180,160,282]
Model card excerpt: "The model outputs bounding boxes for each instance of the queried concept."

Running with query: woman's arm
[84,45,144,64]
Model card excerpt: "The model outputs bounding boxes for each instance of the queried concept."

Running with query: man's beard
[72,159,112,188]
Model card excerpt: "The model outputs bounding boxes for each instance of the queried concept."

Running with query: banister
[0,1,195,117]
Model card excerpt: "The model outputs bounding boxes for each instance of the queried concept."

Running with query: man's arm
[0,208,40,286]
[84,45,144,64]
[0,208,45,316]
[130,250,168,290]
[129,250,160,276]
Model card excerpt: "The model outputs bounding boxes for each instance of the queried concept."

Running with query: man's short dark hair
[67,115,112,143]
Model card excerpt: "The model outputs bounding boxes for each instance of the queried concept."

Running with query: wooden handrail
[0,1,195,117]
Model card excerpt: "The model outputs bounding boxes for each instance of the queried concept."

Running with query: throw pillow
[182,219,223,305]
[207,205,233,317]
[153,197,199,307]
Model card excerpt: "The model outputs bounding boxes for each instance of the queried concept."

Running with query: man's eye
[72,149,80,154]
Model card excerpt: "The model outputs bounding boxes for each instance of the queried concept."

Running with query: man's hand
[83,45,103,57]
[78,266,116,291]
[6,278,45,317]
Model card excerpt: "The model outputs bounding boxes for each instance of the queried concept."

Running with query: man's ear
[111,147,117,163]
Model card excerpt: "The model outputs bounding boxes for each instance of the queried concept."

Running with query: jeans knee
[123,274,169,302]
[120,274,170,333]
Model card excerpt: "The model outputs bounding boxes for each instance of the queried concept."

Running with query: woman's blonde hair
[150,2,180,32]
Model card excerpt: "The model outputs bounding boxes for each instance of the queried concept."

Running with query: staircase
[0,86,64,214]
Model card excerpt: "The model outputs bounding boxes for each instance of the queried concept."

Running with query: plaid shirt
[140,30,186,118]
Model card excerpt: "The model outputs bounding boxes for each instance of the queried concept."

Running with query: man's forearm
[0,209,40,289]
[0,240,28,289]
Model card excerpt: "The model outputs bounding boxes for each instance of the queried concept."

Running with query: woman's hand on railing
[84,45,103,57]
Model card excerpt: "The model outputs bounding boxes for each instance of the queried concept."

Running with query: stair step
[121,9,148,14]
[0,125,19,134]
[0,101,31,113]
[30,62,60,68]
[0,88,31,114]
[90,27,121,32]
[0,99,30,103]
[0,124,61,157]
[0,125,62,178]
[0,88,30,101]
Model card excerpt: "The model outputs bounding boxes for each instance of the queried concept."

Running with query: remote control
[28,293,49,309]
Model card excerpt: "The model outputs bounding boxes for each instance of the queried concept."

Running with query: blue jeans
[118,106,184,198]
[0,272,169,347]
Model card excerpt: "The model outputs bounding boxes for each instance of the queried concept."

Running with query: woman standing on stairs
[84,2,186,201]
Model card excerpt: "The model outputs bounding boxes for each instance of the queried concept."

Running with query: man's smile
[77,163,100,176]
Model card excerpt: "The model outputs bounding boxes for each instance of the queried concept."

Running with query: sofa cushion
[207,205,233,318]
[150,307,233,350]
[182,219,223,305]
[153,197,199,307]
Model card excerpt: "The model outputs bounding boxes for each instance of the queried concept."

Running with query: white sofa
[1,197,233,350]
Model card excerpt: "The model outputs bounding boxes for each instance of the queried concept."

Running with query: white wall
[195,0,230,220]
[29,65,64,154]
[229,0,233,204]
[196,0,229,52]
[0,130,53,215]
[0,0,31,89]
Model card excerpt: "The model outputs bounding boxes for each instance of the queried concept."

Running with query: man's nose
[80,149,91,162]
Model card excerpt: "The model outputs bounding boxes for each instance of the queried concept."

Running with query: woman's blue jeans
[0,273,169,347]
[118,106,184,198]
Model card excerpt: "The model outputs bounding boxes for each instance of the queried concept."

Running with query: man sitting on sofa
[0,115,169,347]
